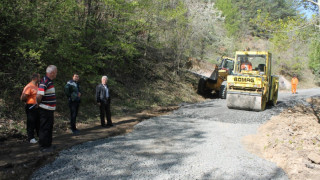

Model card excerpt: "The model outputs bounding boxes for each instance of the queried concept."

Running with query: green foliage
[2,0,317,122]
[309,36,320,75]
[215,0,241,36]
[0,0,205,120]
[216,0,297,37]
[250,8,316,77]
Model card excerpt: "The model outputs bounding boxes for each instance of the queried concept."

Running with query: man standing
[291,75,299,94]
[21,73,40,144]
[65,74,81,134]
[96,76,113,127]
[36,65,57,152]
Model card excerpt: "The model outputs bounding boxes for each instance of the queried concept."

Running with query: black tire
[272,90,278,106]
[267,90,278,106]
[261,94,267,111]
[219,82,227,99]
[197,78,206,95]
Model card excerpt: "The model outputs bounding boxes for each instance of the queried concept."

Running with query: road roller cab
[226,51,279,111]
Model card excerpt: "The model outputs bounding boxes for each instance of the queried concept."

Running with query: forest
[0,0,319,128]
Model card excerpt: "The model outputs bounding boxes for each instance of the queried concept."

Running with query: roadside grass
[0,71,202,140]
[297,69,319,89]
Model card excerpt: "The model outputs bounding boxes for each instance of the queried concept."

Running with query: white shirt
[103,84,109,98]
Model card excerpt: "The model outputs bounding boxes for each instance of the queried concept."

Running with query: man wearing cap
[96,76,113,127]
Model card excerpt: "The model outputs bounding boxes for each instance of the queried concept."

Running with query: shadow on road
[32,115,207,179]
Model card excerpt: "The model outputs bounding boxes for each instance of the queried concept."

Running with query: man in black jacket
[96,76,113,127]
[65,74,81,134]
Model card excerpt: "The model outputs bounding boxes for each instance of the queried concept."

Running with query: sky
[300,8,315,19]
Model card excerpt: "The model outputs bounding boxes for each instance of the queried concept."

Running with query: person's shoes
[101,124,106,127]
[30,138,37,144]
[40,146,56,153]
[106,124,114,127]
[101,124,113,128]
[72,129,80,134]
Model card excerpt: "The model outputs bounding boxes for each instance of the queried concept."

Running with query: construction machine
[197,57,234,98]
[226,51,279,111]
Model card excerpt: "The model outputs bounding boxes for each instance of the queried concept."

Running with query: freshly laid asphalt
[32,88,320,180]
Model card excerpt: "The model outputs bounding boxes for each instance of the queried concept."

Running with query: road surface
[32,88,320,180]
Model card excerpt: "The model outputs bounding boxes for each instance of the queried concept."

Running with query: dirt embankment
[186,57,216,77]
[243,97,320,180]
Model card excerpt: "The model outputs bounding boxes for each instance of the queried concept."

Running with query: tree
[215,0,241,37]
[309,35,320,75]
[216,0,297,37]
[185,0,223,59]
[0,0,261,120]
[295,0,320,80]
[298,0,320,29]
[250,6,315,76]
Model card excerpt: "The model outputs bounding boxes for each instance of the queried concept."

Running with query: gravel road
[32,88,320,180]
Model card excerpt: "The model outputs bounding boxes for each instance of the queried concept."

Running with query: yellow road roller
[226,51,279,111]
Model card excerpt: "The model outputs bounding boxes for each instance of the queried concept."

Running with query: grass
[0,70,202,139]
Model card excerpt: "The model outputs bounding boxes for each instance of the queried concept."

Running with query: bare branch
[304,0,319,6]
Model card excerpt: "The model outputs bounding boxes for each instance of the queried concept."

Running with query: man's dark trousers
[25,104,40,141]
[39,108,54,148]
[69,101,79,131]
[100,99,112,126]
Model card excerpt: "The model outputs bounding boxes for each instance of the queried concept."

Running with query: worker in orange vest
[291,75,299,94]
[241,58,252,71]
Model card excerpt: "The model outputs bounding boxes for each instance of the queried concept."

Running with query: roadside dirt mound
[279,75,291,90]
[243,97,320,180]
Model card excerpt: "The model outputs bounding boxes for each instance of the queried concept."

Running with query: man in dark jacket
[96,75,113,127]
[65,74,81,134]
